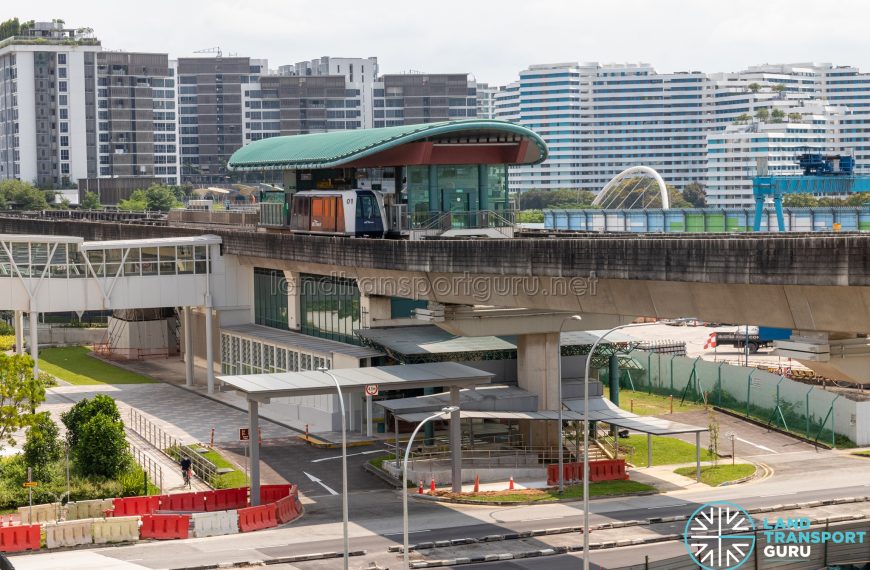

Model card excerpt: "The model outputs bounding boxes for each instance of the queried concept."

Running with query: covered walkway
[217,362,493,502]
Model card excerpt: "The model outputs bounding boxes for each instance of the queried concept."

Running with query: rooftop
[227,119,548,171]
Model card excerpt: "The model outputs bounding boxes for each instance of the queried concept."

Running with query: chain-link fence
[614,351,859,447]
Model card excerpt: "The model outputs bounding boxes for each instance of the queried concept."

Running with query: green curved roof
[227,119,548,171]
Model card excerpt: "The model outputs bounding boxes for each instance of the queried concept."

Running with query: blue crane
[752,154,870,231]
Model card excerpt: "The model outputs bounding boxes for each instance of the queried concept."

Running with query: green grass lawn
[444,480,656,503]
[674,463,756,486]
[38,346,155,385]
[604,387,705,416]
[621,434,713,467]
[200,448,248,489]
[852,450,870,458]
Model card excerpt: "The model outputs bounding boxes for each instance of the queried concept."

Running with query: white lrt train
[288,189,388,237]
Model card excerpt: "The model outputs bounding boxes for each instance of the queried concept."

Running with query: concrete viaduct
[2,215,869,383]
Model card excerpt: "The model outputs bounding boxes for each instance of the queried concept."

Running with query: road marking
[383,529,432,536]
[734,436,777,454]
[304,471,338,496]
[759,492,797,498]
[647,503,684,509]
[311,449,386,463]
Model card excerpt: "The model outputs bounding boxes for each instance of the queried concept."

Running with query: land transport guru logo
[684,501,867,569]
[684,502,755,570]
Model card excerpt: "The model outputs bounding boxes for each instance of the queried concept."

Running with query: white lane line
[759,492,797,498]
[647,503,684,509]
[311,449,386,463]
[304,471,339,496]
[383,529,432,536]
[735,436,777,454]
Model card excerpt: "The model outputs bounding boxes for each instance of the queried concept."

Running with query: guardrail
[129,409,180,451]
[166,445,219,488]
[128,442,164,492]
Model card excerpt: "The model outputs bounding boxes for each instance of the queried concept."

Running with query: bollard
[473,474,479,493]
[429,477,436,494]
[210,428,215,448]
[631,399,634,414]
[509,476,515,491]
[704,391,709,410]
[417,481,423,495]
[669,395,673,414]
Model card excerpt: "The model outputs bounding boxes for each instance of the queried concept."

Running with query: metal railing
[128,409,180,454]
[398,445,591,471]
[128,409,219,487]
[129,441,164,492]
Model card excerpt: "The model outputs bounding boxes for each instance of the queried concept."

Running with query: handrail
[128,441,164,492]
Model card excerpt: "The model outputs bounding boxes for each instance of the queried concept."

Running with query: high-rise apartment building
[281,57,378,128]
[475,82,498,119]
[0,22,100,187]
[372,74,477,128]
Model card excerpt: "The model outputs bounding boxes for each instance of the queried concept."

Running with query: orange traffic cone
[418,480,423,494]
[430,477,436,493]
[473,474,480,493]
[509,476,515,490]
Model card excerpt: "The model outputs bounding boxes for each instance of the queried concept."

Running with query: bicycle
[182,468,192,489]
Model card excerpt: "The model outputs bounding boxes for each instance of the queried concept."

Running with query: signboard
[239,428,250,441]
[365,384,379,397]
[22,482,37,488]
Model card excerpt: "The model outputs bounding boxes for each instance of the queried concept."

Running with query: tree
[23,412,61,479]
[118,185,181,212]
[667,187,693,208]
[80,191,102,210]
[0,18,21,41]
[682,182,707,208]
[748,82,761,93]
[788,112,803,123]
[74,413,130,478]
[518,188,595,210]
[60,394,121,449]
[772,84,787,94]
[707,409,720,467]
[0,353,44,448]
[845,193,870,206]
[782,194,819,207]
[755,108,770,122]
[771,109,785,123]
[734,113,752,124]
[0,180,49,210]
[516,210,544,223]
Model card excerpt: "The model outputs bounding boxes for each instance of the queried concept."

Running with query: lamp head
[316,366,328,372]
[441,406,459,414]
[569,315,582,322]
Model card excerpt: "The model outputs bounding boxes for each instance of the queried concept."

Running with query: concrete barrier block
[45,519,94,549]
[92,516,140,544]
[18,503,61,525]
[192,510,239,538]
[66,499,114,520]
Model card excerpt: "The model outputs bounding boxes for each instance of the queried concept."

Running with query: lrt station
[2,119,870,496]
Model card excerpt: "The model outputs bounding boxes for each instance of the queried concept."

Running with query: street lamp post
[557,315,582,494]
[403,406,459,570]
[581,322,654,570]
[317,368,349,570]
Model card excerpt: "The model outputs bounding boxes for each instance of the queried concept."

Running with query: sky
[22,0,870,85]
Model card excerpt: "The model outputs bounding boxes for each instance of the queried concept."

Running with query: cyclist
[180,457,192,488]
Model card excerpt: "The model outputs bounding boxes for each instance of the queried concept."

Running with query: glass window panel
[158,247,176,275]
[177,245,194,274]
[299,274,360,345]
[125,248,141,276]
[194,246,208,274]
[141,247,158,275]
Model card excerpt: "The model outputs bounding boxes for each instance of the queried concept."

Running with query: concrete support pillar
[29,310,39,376]
[283,271,302,330]
[450,386,461,492]
[204,303,215,394]
[516,332,561,447]
[14,311,24,355]
[249,399,260,506]
[423,387,435,445]
[183,307,194,387]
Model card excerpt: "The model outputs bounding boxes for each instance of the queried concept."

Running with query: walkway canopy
[227,119,548,171]
[217,362,494,501]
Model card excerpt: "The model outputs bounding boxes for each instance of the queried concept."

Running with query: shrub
[61,394,121,448]
[23,412,62,479]
[74,413,130,478]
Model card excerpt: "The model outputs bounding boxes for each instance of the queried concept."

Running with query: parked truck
[711,326,792,353]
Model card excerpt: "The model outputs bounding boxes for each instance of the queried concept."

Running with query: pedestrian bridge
[0,233,246,393]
